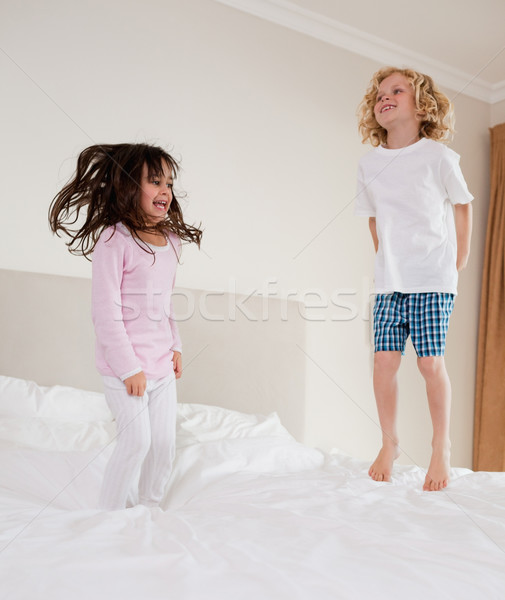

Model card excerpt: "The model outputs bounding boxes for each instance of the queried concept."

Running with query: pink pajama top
[91,223,181,381]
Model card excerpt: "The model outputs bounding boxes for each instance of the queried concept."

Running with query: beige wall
[491,99,505,126]
[0,0,493,468]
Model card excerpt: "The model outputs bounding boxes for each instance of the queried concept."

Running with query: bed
[1,270,504,599]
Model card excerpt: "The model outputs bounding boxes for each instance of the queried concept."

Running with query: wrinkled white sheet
[1,376,504,600]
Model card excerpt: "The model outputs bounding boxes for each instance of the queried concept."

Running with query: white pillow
[177,402,293,447]
[0,377,325,481]
[0,376,114,450]
[0,375,111,421]
[0,376,299,449]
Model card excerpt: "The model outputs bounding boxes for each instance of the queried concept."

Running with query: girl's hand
[172,351,182,379]
[124,371,147,396]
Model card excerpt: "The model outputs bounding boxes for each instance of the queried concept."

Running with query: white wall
[0,0,491,468]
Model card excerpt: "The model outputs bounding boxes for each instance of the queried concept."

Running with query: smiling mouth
[380,105,395,113]
[153,200,168,209]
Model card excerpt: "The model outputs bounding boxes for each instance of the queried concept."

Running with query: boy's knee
[374,351,401,373]
[417,355,445,379]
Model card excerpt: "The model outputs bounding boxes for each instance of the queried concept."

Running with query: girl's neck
[384,124,421,149]
[136,229,167,247]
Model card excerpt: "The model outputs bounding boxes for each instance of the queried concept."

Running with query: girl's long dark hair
[49,143,202,258]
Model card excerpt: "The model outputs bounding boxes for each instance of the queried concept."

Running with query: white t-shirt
[355,138,473,295]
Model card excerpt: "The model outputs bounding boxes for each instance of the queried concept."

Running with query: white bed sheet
[0,376,504,600]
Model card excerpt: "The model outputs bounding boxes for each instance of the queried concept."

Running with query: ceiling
[215,0,505,103]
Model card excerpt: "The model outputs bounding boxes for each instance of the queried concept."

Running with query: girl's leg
[99,377,152,510]
[138,375,177,507]
[417,356,451,491]
[369,350,402,482]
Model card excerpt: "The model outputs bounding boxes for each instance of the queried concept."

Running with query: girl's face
[373,73,419,130]
[139,162,173,224]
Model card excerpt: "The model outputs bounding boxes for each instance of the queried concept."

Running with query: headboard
[0,269,306,441]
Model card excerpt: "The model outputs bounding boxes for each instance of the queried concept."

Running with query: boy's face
[139,161,173,224]
[373,73,419,131]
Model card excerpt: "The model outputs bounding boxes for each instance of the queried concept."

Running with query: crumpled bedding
[0,375,504,600]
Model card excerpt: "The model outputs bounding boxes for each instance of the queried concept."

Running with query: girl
[355,68,473,491]
[49,143,202,510]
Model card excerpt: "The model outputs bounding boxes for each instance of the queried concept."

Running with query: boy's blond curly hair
[357,66,454,147]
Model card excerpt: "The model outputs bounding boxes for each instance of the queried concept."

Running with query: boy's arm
[454,203,473,271]
[369,217,379,253]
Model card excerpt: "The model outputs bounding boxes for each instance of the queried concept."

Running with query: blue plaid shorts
[373,292,455,357]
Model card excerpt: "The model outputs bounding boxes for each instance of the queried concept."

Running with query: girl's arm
[454,203,473,271]
[169,298,182,379]
[169,299,182,353]
[369,217,379,253]
[168,235,182,379]
[92,232,142,381]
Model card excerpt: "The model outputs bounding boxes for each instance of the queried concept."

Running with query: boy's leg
[411,293,454,491]
[369,350,402,482]
[370,293,407,482]
[138,374,177,507]
[417,356,451,491]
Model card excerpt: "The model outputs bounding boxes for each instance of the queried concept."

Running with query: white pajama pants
[99,373,177,510]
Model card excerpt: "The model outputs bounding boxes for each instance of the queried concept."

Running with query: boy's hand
[172,351,182,379]
[124,371,147,396]
[456,253,470,271]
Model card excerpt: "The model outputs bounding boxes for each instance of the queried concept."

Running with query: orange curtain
[474,123,505,471]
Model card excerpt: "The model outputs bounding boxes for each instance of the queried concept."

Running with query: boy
[356,67,473,491]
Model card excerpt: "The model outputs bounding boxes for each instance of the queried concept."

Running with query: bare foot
[423,443,451,492]
[368,442,400,482]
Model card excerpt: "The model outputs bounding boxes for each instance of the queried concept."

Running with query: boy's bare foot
[423,443,451,491]
[368,442,400,482]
